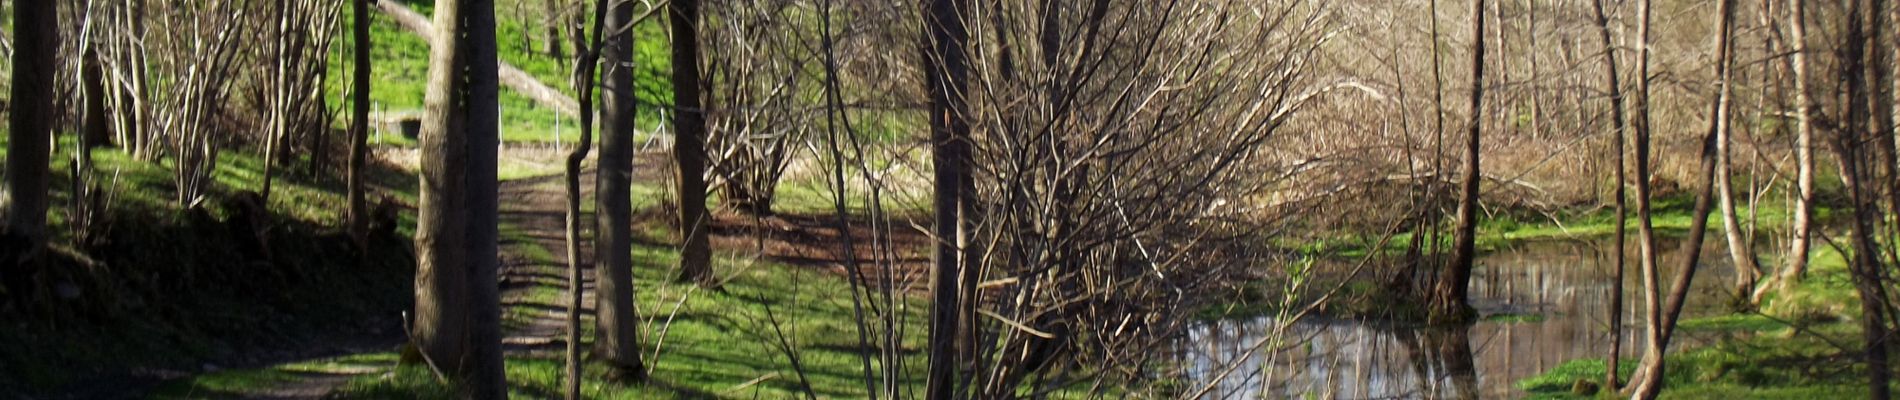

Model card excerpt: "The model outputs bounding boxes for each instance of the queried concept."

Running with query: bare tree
[1589,0,1630,388]
[3,0,57,260]
[260,0,342,203]
[1757,0,1816,303]
[1437,0,1486,323]
[562,0,610,395]
[670,0,715,285]
[921,0,971,397]
[1716,15,1763,308]
[1829,1,1893,398]
[1628,0,1736,396]
[704,0,813,217]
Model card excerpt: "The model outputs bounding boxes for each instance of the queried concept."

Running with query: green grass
[1516,244,1882,399]
[328,0,675,147]
[1294,192,1835,259]
[169,236,931,399]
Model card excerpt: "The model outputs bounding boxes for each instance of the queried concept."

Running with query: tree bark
[592,0,646,381]
[1439,0,1486,324]
[4,0,57,254]
[413,0,507,397]
[1589,0,1630,388]
[1628,0,1735,397]
[670,0,715,285]
[464,0,508,396]
[923,0,973,397]
[349,0,374,251]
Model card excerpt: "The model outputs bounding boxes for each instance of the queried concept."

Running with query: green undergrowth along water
[1517,245,1882,399]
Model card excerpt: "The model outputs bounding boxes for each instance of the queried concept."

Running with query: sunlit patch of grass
[314,241,932,398]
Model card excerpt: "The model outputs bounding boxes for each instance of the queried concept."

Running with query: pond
[1179,238,1743,399]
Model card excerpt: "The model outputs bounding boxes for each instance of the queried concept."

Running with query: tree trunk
[1627,0,1667,393]
[1439,0,1486,324]
[464,0,507,396]
[1628,0,1735,397]
[563,0,609,394]
[1834,2,1893,398]
[670,0,715,285]
[4,0,57,255]
[413,0,507,397]
[1589,0,1630,388]
[592,0,646,381]
[923,0,973,397]
[1716,64,1762,310]
[545,0,566,60]
[349,0,374,251]
[1759,0,1815,304]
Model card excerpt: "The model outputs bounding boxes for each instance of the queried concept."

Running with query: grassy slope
[1516,245,1882,399]
[331,0,674,147]
[0,134,421,395]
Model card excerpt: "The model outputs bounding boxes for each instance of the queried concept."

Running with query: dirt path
[224,151,929,398]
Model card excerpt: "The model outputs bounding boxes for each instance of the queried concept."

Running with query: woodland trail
[203,170,593,399]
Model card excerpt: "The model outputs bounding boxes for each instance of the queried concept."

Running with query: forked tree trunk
[1628,0,1735,397]
[3,0,57,254]
[1438,0,1486,324]
[1588,0,1630,388]
[592,0,646,381]
[1626,0,1666,394]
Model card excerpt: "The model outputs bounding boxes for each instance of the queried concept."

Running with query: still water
[1181,239,1741,399]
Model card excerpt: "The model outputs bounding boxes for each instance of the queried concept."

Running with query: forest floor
[146,150,933,399]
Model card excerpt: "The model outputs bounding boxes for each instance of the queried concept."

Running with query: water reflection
[1181,239,1738,399]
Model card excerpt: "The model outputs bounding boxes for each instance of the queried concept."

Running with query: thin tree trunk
[562,0,607,394]
[1836,2,1893,398]
[348,0,374,250]
[592,0,646,381]
[1627,0,1666,393]
[924,0,973,396]
[4,0,58,261]
[669,0,714,285]
[1590,0,1630,388]
[1439,0,1486,324]
[1758,0,1815,304]
[1629,0,1736,397]
[1717,47,1763,310]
